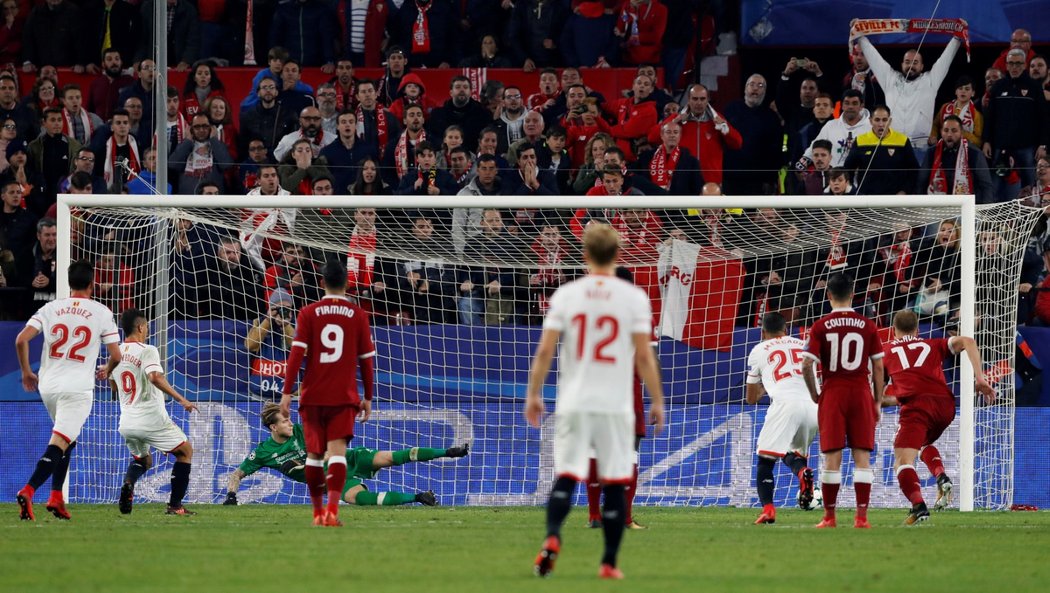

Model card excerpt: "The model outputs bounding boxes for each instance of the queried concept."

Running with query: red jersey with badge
[802,309,884,394]
[286,295,375,407]
[882,336,954,402]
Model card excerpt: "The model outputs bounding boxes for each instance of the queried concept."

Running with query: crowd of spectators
[0,6,1047,339]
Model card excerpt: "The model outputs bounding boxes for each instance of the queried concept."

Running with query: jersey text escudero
[27,297,119,394]
[112,341,172,428]
[803,309,883,393]
[543,274,652,414]
[883,336,954,401]
[289,295,376,407]
[746,336,811,402]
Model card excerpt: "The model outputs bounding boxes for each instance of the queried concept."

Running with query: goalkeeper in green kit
[225,403,469,506]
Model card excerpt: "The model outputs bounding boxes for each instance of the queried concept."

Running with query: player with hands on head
[14,260,122,521]
[110,309,199,516]
[224,404,468,506]
[883,310,995,524]
[280,258,376,527]
[746,311,819,525]
[525,223,665,580]
[801,272,885,529]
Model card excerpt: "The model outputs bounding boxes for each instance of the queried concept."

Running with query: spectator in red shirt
[604,75,659,162]
[648,83,740,185]
[0,0,24,67]
[613,0,667,66]
[991,29,1035,71]
[182,61,226,119]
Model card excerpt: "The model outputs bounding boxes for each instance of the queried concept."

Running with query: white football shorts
[554,410,634,483]
[41,391,93,444]
[120,421,189,458]
[756,399,819,457]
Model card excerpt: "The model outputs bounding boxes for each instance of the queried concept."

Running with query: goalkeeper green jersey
[238,424,378,482]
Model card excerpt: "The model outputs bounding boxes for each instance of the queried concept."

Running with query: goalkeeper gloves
[280,458,306,475]
[223,491,238,505]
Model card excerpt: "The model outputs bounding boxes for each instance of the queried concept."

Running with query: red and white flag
[656,239,745,352]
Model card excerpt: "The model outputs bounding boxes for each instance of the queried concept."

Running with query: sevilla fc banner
[656,240,744,352]
[742,0,1050,46]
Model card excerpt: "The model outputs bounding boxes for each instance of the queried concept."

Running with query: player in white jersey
[14,260,122,521]
[109,308,199,516]
[745,312,819,525]
[525,223,665,581]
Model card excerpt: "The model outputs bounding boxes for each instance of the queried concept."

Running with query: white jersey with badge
[543,274,652,414]
[746,336,812,403]
[112,342,172,429]
[27,297,119,395]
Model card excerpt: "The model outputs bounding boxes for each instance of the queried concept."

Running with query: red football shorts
[299,404,359,455]
[894,396,956,450]
[818,390,877,452]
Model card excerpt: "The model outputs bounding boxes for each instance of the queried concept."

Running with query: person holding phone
[245,289,296,398]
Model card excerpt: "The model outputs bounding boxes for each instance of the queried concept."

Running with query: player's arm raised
[633,332,665,434]
[148,371,198,412]
[14,325,40,392]
[801,357,820,404]
[950,336,996,405]
[525,328,560,428]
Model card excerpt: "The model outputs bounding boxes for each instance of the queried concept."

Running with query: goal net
[57,194,1040,511]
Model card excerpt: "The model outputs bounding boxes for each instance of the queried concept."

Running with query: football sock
[51,441,76,495]
[783,452,808,476]
[896,464,924,505]
[169,462,191,508]
[586,458,602,520]
[27,445,64,491]
[854,468,874,520]
[124,458,149,485]
[354,491,417,506]
[756,456,776,506]
[920,446,945,478]
[546,476,576,538]
[600,484,627,568]
[391,447,445,465]
[625,463,639,523]
[821,469,842,519]
[326,456,347,517]
[305,459,326,516]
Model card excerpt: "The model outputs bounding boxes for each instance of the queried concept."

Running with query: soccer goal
[56,193,1040,512]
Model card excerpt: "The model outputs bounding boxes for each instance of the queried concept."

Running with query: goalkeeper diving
[225,403,470,506]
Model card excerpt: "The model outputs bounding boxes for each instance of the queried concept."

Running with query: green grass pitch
[3,505,1050,593]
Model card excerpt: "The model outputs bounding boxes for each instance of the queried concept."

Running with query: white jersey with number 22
[27,297,119,395]
[543,274,652,414]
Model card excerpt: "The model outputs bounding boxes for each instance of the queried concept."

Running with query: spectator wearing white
[857,34,960,162]
[316,83,339,137]
[799,89,870,169]
[273,106,334,162]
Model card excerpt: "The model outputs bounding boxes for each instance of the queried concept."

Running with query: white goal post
[55,193,1039,512]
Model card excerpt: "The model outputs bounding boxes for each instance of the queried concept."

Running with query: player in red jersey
[801,272,885,529]
[883,310,995,524]
[585,266,655,530]
[280,259,376,527]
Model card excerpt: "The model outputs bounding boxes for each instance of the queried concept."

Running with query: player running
[281,259,376,527]
[801,272,885,529]
[746,312,819,525]
[225,404,469,506]
[14,260,122,521]
[110,309,199,516]
[525,223,666,580]
[883,310,995,524]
